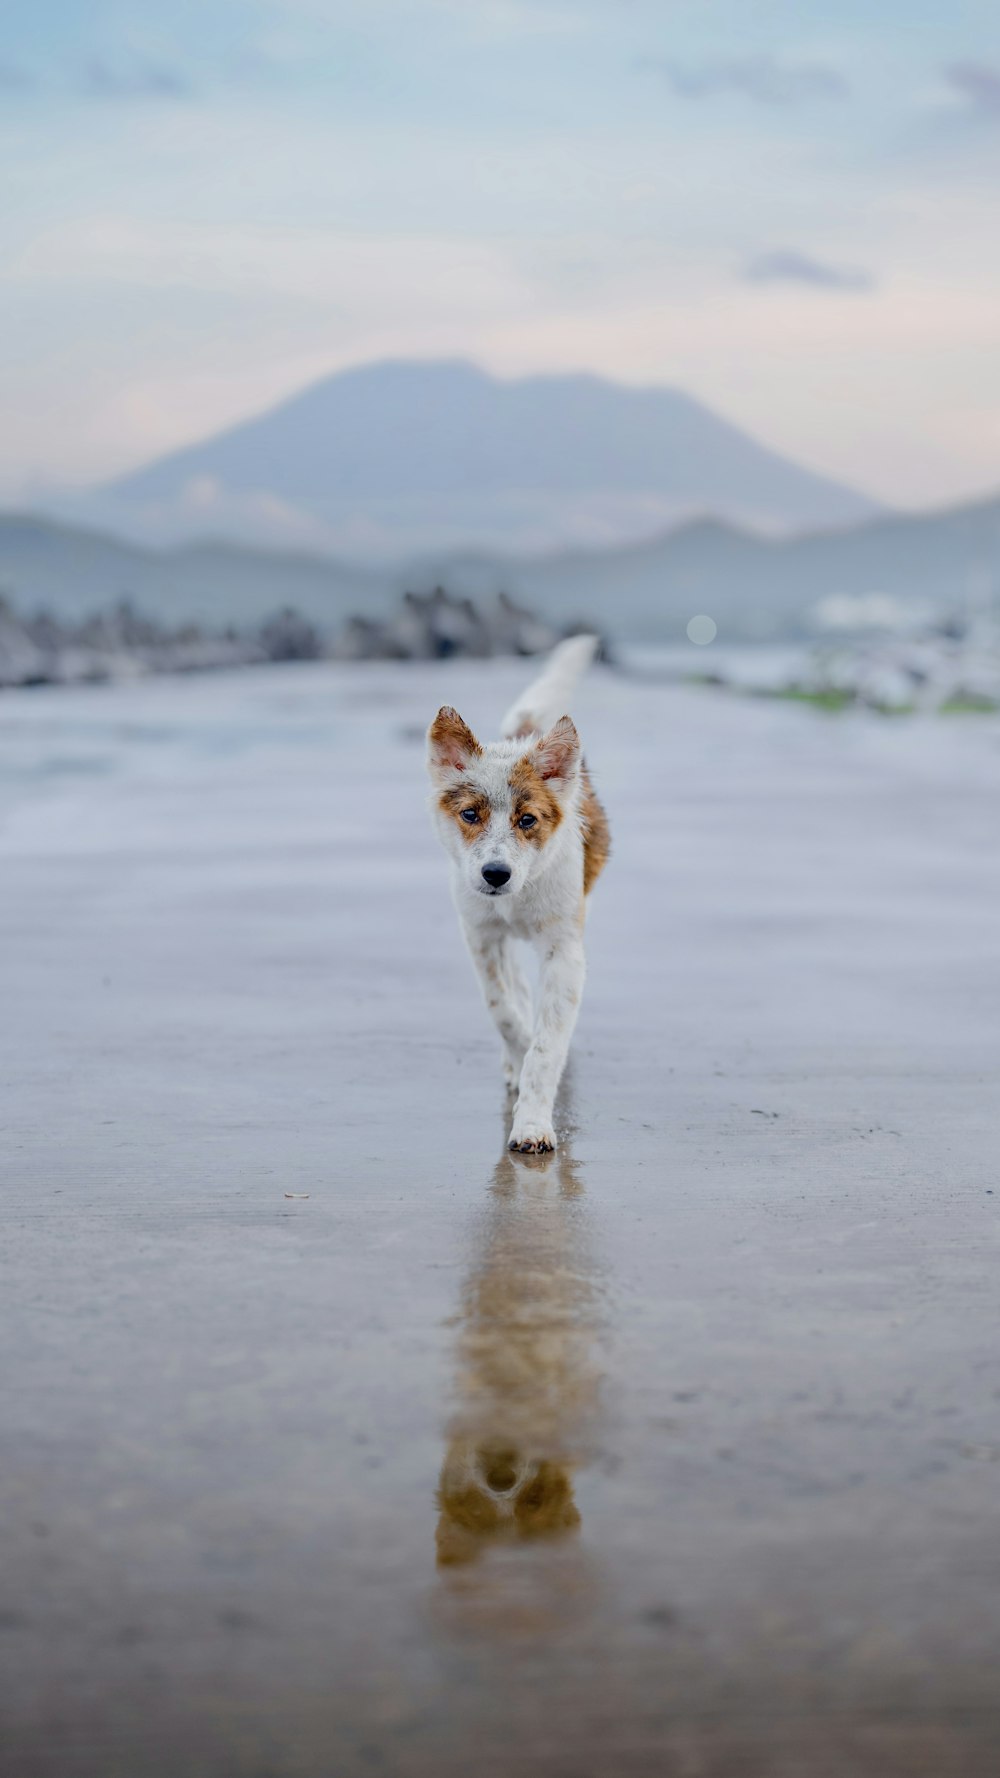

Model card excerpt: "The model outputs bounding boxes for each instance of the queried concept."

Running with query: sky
[2,0,1000,512]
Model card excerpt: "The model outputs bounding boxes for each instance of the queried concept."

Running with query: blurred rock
[258,607,323,662]
[0,595,47,686]
[330,586,593,662]
[0,586,608,689]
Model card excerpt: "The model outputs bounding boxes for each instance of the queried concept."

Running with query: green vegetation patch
[939,694,999,715]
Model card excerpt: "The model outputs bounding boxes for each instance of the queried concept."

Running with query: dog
[427,636,609,1153]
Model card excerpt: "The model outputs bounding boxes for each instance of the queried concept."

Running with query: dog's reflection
[436,1445,580,1562]
[435,1122,602,1611]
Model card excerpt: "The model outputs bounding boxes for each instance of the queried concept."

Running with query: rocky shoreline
[0,586,603,689]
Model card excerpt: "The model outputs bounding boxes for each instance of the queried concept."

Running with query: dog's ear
[513,1460,580,1537]
[427,706,482,778]
[533,715,580,783]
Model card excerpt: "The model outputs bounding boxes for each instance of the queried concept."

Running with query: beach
[3,660,1000,1776]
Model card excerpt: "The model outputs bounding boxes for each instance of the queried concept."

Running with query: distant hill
[2,493,999,644]
[0,513,380,631]
[436,497,1000,640]
[86,359,879,554]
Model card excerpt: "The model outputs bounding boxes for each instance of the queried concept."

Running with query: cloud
[743,249,874,292]
[946,61,1000,118]
[81,60,194,102]
[649,53,848,106]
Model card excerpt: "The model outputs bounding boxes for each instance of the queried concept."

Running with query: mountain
[2,492,998,644]
[0,513,379,631]
[86,360,880,555]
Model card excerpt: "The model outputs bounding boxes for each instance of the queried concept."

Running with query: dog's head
[435,1439,581,1566]
[427,706,580,899]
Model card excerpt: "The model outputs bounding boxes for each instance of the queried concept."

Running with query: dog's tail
[500,634,600,739]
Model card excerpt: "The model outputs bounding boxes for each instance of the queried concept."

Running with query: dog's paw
[508,1115,557,1155]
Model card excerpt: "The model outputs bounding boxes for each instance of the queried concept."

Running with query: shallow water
[3,663,1000,1775]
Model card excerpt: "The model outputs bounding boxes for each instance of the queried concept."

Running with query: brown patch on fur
[580,764,610,895]
[438,783,490,843]
[509,756,564,846]
[428,706,482,773]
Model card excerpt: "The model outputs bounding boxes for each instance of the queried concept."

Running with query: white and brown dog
[427,637,609,1154]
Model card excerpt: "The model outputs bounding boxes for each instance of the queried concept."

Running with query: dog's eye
[460,807,479,823]
[518,813,537,830]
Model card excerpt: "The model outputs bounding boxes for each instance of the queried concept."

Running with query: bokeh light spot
[687,615,717,646]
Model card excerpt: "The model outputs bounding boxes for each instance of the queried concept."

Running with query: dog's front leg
[462,922,533,1088]
[509,929,585,1153]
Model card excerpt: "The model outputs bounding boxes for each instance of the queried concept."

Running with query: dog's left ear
[427,706,482,778]
[533,715,580,783]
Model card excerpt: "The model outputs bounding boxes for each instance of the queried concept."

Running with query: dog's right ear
[427,706,482,779]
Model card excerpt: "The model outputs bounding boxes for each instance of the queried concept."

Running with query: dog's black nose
[482,864,511,889]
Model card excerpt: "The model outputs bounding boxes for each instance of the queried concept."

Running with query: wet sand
[2,661,1000,1777]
